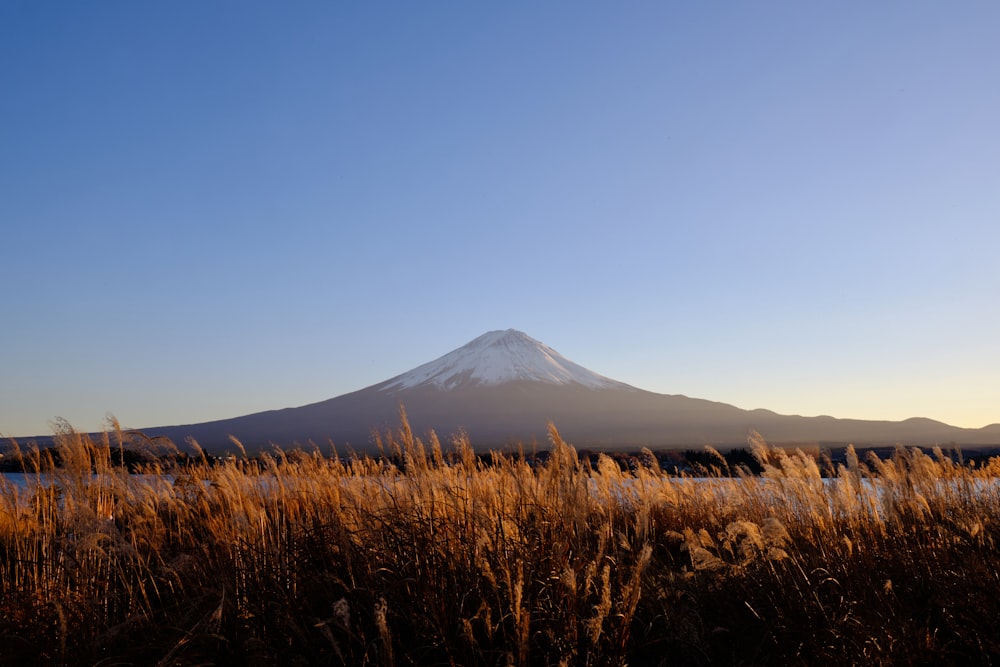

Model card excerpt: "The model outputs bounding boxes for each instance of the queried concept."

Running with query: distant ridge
[51,329,1000,453]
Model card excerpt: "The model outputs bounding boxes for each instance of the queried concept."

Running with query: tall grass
[2,419,1000,665]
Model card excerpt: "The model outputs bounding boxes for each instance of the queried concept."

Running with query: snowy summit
[379,329,631,391]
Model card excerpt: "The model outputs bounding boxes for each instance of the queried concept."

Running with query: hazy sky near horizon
[3,2,999,438]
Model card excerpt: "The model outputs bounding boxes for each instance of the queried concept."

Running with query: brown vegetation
[2,418,1000,665]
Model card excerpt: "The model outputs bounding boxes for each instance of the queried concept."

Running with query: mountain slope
[142,329,1000,453]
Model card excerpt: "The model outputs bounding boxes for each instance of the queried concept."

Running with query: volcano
[143,329,1000,454]
[378,329,630,391]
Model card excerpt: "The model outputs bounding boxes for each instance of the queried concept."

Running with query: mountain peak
[379,329,632,392]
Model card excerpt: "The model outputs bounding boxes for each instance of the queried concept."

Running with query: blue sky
[3,2,999,438]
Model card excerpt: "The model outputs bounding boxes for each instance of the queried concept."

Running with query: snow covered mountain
[378,329,632,391]
[135,329,1000,454]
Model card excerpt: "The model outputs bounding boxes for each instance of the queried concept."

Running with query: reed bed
[2,419,1000,666]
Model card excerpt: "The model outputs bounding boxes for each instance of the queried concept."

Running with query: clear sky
[3,1,999,438]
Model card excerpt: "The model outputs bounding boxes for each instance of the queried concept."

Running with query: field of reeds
[3,416,1000,666]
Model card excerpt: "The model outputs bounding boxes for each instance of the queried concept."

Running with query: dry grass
[2,418,1000,666]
